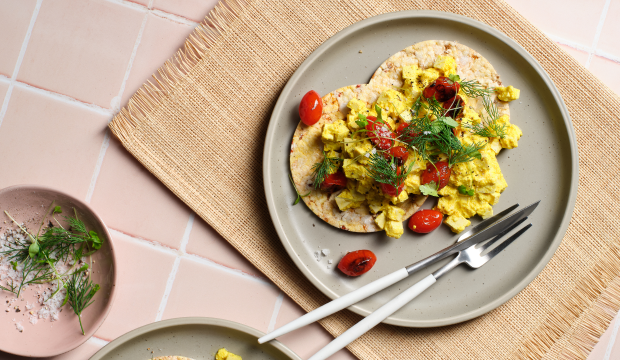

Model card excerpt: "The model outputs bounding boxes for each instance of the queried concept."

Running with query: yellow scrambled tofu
[215,348,242,360]
[314,54,521,236]
[495,86,520,102]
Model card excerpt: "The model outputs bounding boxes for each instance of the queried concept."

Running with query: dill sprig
[366,153,414,189]
[463,96,507,138]
[289,174,311,205]
[311,151,342,189]
[457,78,493,98]
[65,272,100,335]
[0,204,103,333]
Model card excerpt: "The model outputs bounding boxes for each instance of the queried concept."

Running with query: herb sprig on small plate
[0,203,103,335]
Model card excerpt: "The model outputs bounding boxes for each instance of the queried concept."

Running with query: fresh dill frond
[66,272,100,335]
[462,96,507,138]
[365,153,413,189]
[459,79,493,98]
[311,151,342,189]
[447,141,486,167]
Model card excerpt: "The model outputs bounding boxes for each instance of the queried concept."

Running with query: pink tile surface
[557,44,589,66]
[120,12,195,107]
[587,315,617,360]
[90,137,192,249]
[0,80,9,101]
[185,217,263,277]
[589,56,620,95]
[153,0,218,22]
[0,337,104,360]
[0,86,108,199]
[504,0,607,47]
[95,232,176,341]
[597,0,620,59]
[0,0,36,78]
[162,257,279,332]
[275,297,357,360]
[17,0,144,108]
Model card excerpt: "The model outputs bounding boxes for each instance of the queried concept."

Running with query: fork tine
[479,217,528,253]
[483,224,533,261]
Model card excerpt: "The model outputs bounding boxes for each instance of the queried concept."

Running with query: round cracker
[369,40,509,120]
[290,84,426,233]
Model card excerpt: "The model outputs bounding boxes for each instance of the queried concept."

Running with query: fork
[307,220,533,360]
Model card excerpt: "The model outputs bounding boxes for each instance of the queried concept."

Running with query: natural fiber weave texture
[109,0,620,359]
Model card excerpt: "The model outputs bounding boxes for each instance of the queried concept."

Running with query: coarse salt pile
[0,224,83,332]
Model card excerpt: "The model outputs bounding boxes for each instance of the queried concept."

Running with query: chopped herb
[355,113,368,128]
[458,185,475,196]
[420,182,439,197]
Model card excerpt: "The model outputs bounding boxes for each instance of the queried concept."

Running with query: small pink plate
[0,185,117,357]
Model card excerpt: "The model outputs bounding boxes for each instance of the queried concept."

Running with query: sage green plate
[89,318,301,360]
[263,10,578,327]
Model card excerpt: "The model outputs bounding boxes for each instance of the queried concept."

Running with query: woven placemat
[109,0,620,358]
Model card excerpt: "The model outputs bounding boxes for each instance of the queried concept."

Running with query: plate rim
[89,317,302,360]
[263,9,579,327]
[0,184,118,356]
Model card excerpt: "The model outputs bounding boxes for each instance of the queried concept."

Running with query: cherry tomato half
[365,116,394,150]
[408,209,444,233]
[320,169,347,192]
[299,90,323,126]
[396,122,417,144]
[337,250,377,277]
[380,167,404,197]
[420,161,451,190]
[443,95,464,119]
[385,146,409,167]
[423,77,460,102]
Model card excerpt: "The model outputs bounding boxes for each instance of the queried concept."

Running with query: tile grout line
[0,0,43,129]
[586,0,611,68]
[267,292,285,333]
[85,129,111,203]
[604,312,620,360]
[155,256,181,321]
[179,213,195,253]
[109,227,274,287]
[154,214,194,321]
[111,8,150,113]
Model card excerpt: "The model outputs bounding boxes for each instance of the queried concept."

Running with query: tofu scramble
[291,41,522,238]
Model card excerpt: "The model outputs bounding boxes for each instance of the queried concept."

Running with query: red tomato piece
[299,90,323,126]
[396,122,417,144]
[365,116,394,150]
[384,146,409,166]
[420,161,451,190]
[337,250,377,276]
[443,95,464,118]
[423,82,437,99]
[320,169,347,192]
[379,167,404,197]
[423,77,460,102]
[380,182,404,197]
[408,209,444,233]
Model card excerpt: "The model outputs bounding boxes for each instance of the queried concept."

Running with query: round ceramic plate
[263,10,578,327]
[89,317,302,360]
[0,185,117,356]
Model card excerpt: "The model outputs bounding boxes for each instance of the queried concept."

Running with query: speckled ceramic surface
[263,11,578,327]
[89,317,302,360]
[0,185,117,356]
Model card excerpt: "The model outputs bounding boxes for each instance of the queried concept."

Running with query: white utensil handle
[258,268,409,344]
[308,274,437,360]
